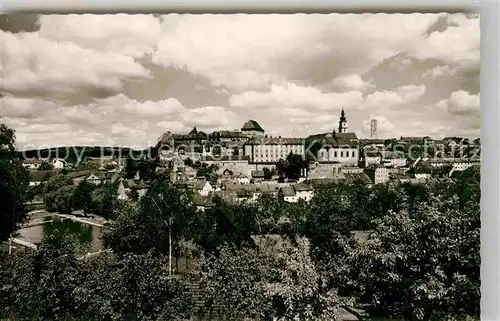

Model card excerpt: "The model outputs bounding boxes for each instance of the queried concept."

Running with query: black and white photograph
[0,13,480,321]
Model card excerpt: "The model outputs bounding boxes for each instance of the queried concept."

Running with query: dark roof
[360,139,385,145]
[204,155,251,162]
[280,186,296,197]
[335,132,359,140]
[244,137,304,145]
[305,132,359,147]
[66,170,91,179]
[292,183,313,192]
[241,120,265,132]
[210,130,249,139]
[192,193,216,207]
[23,158,44,164]
[251,170,265,178]
[344,172,372,184]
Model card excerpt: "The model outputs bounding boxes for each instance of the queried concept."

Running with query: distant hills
[17,146,155,161]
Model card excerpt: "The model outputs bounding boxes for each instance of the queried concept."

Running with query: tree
[0,123,29,242]
[72,180,94,215]
[9,233,80,320]
[275,153,307,180]
[124,157,138,179]
[350,193,480,321]
[38,162,53,171]
[53,185,76,214]
[196,163,219,183]
[42,175,72,212]
[127,186,139,202]
[263,167,274,180]
[90,183,118,219]
[193,238,341,321]
[105,177,198,274]
[285,152,307,180]
[194,199,259,256]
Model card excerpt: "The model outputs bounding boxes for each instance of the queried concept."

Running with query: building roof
[292,183,313,192]
[23,158,44,164]
[192,193,216,207]
[305,132,359,147]
[193,180,210,190]
[241,120,265,132]
[251,170,265,178]
[280,186,296,197]
[210,130,249,139]
[203,155,251,162]
[244,137,304,145]
[235,173,249,179]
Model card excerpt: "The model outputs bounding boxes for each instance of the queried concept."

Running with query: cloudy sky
[0,13,479,149]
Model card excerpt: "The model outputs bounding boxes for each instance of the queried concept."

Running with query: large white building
[244,136,305,163]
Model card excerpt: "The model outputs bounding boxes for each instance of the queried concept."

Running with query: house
[193,180,214,196]
[117,179,137,200]
[86,173,105,185]
[365,167,389,184]
[234,173,250,184]
[361,139,385,149]
[52,158,67,169]
[22,158,44,170]
[193,193,216,212]
[251,169,265,181]
[28,170,54,186]
[291,184,314,202]
[363,150,381,167]
[399,136,424,145]
[280,186,297,203]
[67,171,91,186]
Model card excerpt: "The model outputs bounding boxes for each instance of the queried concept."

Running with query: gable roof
[193,193,216,207]
[241,120,265,132]
[280,186,296,197]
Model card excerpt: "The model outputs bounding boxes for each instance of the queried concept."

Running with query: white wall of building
[317,148,359,165]
[247,144,305,163]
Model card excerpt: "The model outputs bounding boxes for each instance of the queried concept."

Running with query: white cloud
[152,13,443,91]
[0,13,480,146]
[0,30,150,96]
[1,94,238,149]
[435,90,480,116]
[38,14,163,58]
[331,74,375,92]
[422,65,458,78]
[229,83,364,111]
[410,15,479,68]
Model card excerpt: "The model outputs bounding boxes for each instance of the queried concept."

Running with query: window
[352,151,355,157]
[334,151,337,157]
[340,151,343,157]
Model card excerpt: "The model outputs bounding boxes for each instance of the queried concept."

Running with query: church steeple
[338,108,348,133]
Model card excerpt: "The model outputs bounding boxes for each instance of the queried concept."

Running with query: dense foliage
[0,124,29,242]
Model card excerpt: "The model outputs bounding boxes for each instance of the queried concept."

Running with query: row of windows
[255,146,304,152]
[321,150,357,158]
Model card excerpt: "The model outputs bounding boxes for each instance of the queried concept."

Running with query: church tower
[338,108,348,133]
